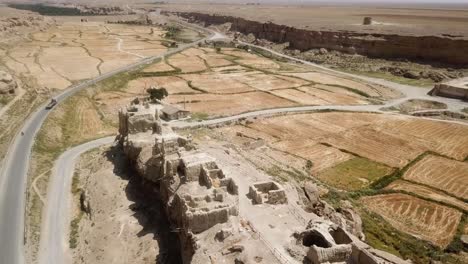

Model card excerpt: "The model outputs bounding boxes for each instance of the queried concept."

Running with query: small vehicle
[45,98,57,110]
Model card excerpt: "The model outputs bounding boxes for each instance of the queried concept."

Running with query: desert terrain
[154,3,468,37]
[154,2,468,89]
[0,2,467,264]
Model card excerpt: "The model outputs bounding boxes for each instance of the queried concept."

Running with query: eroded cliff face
[171,12,468,66]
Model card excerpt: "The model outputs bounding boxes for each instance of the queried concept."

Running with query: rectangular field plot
[247,113,468,169]
[402,155,468,200]
[362,193,462,248]
[166,92,297,117]
[317,157,393,190]
[320,127,427,168]
[127,76,200,95]
[271,140,353,173]
[286,72,380,97]
[381,119,468,161]
[386,180,468,211]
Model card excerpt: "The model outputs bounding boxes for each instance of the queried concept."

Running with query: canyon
[169,11,468,66]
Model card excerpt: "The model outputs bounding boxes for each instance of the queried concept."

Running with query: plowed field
[386,180,468,211]
[362,193,462,248]
[246,113,468,168]
[402,155,468,200]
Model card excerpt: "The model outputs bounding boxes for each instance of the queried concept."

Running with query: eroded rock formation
[170,11,468,66]
[0,71,17,94]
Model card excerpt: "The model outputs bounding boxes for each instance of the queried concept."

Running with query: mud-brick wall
[171,12,468,66]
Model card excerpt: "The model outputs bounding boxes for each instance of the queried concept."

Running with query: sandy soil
[361,193,462,248]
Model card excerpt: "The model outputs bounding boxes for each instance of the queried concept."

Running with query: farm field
[247,113,468,169]
[316,157,393,191]
[386,180,468,212]
[115,46,399,118]
[204,110,468,255]
[361,193,463,248]
[1,22,171,92]
[402,155,468,200]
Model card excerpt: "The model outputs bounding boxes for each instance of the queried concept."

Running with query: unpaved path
[237,40,468,113]
[114,37,145,59]
[38,137,114,264]
[29,24,468,264]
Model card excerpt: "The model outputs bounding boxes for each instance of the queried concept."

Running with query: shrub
[146,87,168,101]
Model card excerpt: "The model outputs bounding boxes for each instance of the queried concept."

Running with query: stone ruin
[429,77,468,101]
[248,181,287,205]
[118,99,164,136]
[117,99,240,263]
[116,99,414,264]
[290,220,411,264]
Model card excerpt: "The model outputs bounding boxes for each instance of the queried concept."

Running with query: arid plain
[0,2,467,264]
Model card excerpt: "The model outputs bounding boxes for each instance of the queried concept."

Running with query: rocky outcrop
[118,100,240,263]
[0,71,17,94]
[302,181,365,240]
[0,16,54,39]
[171,12,468,66]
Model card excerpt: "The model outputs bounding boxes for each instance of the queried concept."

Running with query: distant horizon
[2,0,468,9]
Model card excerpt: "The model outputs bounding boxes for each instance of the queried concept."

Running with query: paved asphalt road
[3,17,468,264]
[0,25,215,264]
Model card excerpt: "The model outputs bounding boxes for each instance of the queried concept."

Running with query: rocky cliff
[171,12,468,66]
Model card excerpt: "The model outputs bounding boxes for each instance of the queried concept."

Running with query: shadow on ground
[105,146,183,264]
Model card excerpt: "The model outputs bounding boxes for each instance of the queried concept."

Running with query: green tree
[147,87,168,101]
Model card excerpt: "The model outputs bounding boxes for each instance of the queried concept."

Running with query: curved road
[4,19,468,264]
[238,40,468,113]
[0,26,215,264]
[38,137,115,264]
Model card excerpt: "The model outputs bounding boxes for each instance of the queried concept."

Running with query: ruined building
[429,77,468,101]
[116,99,413,264]
[292,220,411,264]
[117,100,240,263]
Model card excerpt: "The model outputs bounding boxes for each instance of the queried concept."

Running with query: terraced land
[361,193,463,248]
[119,47,400,118]
[402,155,468,200]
